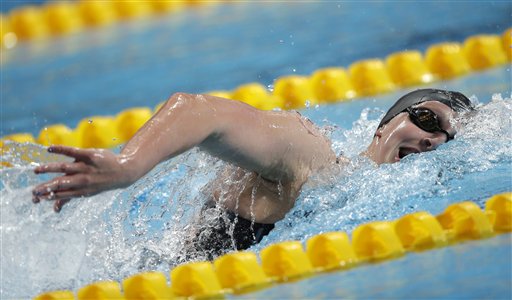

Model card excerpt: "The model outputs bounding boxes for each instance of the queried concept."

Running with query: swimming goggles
[406,107,454,141]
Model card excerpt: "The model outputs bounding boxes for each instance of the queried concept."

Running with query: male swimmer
[32,88,473,258]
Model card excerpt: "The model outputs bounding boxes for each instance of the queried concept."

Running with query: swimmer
[32,88,473,258]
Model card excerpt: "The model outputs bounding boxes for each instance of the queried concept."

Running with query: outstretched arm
[33,93,335,211]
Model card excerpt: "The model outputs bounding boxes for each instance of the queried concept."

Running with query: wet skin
[364,101,457,164]
[32,93,458,221]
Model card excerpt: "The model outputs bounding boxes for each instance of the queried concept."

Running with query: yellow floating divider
[75,116,120,149]
[273,75,315,109]
[34,192,512,299]
[213,251,270,293]
[33,290,74,300]
[463,34,508,70]
[352,221,405,261]
[306,231,358,271]
[349,59,395,96]
[77,1,117,27]
[394,211,447,251]
[485,192,512,232]
[425,42,471,79]
[43,2,83,35]
[115,107,153,144]
[3,30,510,149]
[385,51,434,87]
[503,28,512,61]
[0,132,35,144]
[170,261,223,298]
[122,271,172,299]
[149,1,186,14]
[436,201,494,241]
[207,90,233,99]
[2,0,220,48]
[77,281,123,300]
[260,241,313,281]
[37,124,78,147]
[8,6,49,41]
[310,67,356,103]
[232,82,284,110]
[112,1,153,20]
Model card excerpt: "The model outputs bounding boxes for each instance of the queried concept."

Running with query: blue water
[1,0,47,13]
[233,234,512,299]
[1,2,511,299]
[1,2,511,136]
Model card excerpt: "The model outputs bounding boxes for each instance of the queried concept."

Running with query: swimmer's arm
[32,92,335,211]
[121,93,335,183]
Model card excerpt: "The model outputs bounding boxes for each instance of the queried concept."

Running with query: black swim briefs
[184,201,275,260]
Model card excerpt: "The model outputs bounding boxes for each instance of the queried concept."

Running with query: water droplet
[88,119,93,124]
[267,84,274,92]
[292,68,296,73]
[305,100,311,108]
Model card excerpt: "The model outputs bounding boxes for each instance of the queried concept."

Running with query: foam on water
[1,96,511,298]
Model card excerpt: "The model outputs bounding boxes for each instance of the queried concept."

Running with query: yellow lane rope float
[1,0,218,48]
[2,29,510,150]
[33,192,511,299]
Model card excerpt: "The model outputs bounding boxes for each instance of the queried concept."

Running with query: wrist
[116,154,142,187]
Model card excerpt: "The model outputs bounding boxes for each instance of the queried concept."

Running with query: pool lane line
[33,192,511,299]
[1,28,510,152]
[1,1,221,49]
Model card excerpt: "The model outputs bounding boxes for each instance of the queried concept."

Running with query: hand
[32,146,134,212]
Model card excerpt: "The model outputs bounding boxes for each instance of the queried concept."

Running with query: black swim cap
[378,88,474,128]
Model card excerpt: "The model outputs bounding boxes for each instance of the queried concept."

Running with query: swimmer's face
[366,101,457,164]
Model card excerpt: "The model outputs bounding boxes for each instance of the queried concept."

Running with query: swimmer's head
[365,88,474,164]
[377,89,474,129]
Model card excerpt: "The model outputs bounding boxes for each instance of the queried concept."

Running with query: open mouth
[398,147,420,159]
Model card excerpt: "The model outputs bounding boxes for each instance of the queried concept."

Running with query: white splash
[1,97,510,298]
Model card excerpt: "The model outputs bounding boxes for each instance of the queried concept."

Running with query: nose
[421,133,446,151]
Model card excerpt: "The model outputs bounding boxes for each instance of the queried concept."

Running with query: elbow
[169,92,193,100]
[165,92,194,107]
[164,92,212,111]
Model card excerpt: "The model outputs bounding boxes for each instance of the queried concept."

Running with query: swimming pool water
[2,2,511,135]
[1,1,511,298]
[231,234,512,299]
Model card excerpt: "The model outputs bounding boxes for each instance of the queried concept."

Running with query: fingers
[32,192,71,212]
[47,145,93,162]
[33,177,78,195]
[32,175,89,199]
[33,188,89,202]
[34,161,89,175]
[54,199,71,212]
